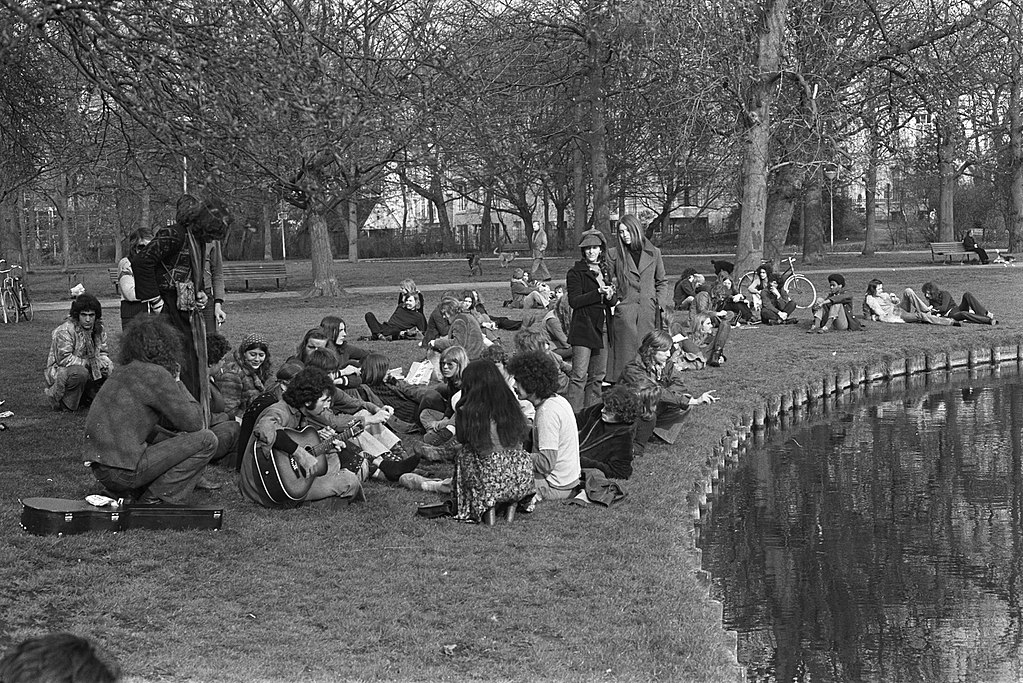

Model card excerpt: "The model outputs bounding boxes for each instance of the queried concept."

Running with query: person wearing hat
[217,332,274,419]
[808,273,861,333]
[565,229,617,411]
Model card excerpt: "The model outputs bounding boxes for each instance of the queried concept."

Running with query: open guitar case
[20,497,224,536]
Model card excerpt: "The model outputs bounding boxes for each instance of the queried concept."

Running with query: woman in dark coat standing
[605,214,669,383]
[566,229,616,411]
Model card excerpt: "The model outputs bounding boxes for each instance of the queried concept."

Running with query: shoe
[952,320,962,327]
[412,441,453,463]
[400,473,448,492]
[378,453,421,482]
[806,326,819,334]
[423,427,454,446]
[990,317,998,325]
[708,349,723,367]
[195,473,223,490]
[815,325,830,334]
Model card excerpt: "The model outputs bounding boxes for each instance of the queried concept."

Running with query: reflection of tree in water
[701,373,1023,682]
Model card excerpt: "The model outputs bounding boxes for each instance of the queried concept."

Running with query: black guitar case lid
[20,497,224,536]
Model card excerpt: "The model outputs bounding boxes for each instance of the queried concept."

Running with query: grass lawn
[2,256,1021,682]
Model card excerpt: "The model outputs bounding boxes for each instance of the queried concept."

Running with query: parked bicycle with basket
[0,260,33,323]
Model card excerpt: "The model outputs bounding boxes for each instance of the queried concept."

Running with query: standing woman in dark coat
[605,213,669,383]
[566,229,616,411]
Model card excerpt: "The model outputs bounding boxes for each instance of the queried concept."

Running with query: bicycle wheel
[784,275,817,310]
[1,289,18,323]
[737,270,757,295]
[18,286,32,321]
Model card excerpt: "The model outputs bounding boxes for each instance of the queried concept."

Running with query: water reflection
[700,369,1023,683]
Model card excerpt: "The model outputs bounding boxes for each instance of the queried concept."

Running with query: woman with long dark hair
[319,314,368,388]
[453,360,534,524]
[217,333,274,419]
[605,214,668,383]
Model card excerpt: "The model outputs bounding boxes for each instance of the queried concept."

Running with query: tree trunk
[862,102,880,256]
[17,190,30,269]
[586,24,611,239]
[58,175,72,271]
[307,210,343,296]
[1008,20,1023,253]
[346,198,359,262]
[802,178,825,264]
[735,0,788,275]
[764,164,799,262]
[572,134,588,241]
[263,200,274,260]
[480,186,494,252]
[936,120,957,241]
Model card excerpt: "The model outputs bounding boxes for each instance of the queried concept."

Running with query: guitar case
[20,497,224,536]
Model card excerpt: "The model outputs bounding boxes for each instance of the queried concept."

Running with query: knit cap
[240,332,270,352]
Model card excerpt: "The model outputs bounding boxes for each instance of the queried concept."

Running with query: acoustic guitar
[253,422,364,506]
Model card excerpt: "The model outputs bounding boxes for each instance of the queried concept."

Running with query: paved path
[31,257,1008,313]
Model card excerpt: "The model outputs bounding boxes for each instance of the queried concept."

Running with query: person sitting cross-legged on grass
[617,330,719,455]
[807,273,862,333]
[44,293,114,412]
[365,279,427,341]
[234,358,305,470]
[353,352,424,433]
[239,367,417,509]
[863,279,955,326]
[83,316,218,505]
[576,382,656,480]
[452,359,536,523]
[416,344,470,449]
[507,350,581,502]
[760,275,797,325]
[216,332,273,420]
[922,281,997,325]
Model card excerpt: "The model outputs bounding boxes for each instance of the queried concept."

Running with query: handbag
[175,280,197,311]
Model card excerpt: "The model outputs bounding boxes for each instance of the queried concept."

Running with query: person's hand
[778,311,788,320]
[215,303,226,325]
[339,365,360,377]
[196,290,209,309]
[697,391,718,404]
[366,410,390,426]
[294,447,318,478]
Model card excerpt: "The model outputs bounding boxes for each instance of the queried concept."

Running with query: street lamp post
[824,167,838,247]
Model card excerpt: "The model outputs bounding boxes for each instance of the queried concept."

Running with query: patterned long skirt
[454,445,535,523]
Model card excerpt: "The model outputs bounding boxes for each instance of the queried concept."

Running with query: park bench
[221,262,288,290]
[929,241,980,263]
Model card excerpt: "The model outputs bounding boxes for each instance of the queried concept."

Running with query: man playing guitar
[239,367,419,508]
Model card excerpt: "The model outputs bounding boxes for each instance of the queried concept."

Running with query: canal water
[699,368,1023,683]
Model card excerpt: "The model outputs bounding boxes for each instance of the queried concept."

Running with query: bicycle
[0,260,33,323]
[737,256,817,310]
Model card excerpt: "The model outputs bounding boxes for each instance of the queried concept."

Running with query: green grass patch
[2,259,1021,681]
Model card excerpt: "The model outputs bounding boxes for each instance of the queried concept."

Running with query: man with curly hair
[240,367,419,508]
[506,350,580,500]
[576,383,651,480]
[83,316,218,505]
[44,293,114,411]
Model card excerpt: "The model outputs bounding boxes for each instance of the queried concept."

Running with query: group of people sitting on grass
[40,198,999,523]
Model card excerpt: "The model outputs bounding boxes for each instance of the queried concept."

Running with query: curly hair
[601,383,642,424]
[177,194,230,241]
[119,316,183,373]
[617,365,661,420]
[0,632,120,683]
[206,333,232,365]
[637,329,673,367]
[70,293,102,321]
[506,350,559,400]
[480,343,508,366]
[456,360,528,451]
[360,352,390,386]
[283,367,334,410]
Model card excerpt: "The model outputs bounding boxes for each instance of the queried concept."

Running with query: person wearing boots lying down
[863,279,955,326]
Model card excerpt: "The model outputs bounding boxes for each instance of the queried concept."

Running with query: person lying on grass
[319,315,367,389]
[669,312,730,369]
[364,279,427,341]
[616,330,718,456]
[44,293,113,412]
[506,350,581,502]
[576,382,657,480]
[863,279,955,326]
[239,367,419,509]
[461,288,522,332]
[807,273,862,333]
[84,316,218,506]
[451,359,535,523]
[921,281,997,325]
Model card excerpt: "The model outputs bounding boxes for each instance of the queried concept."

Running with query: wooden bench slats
[107,263,289,293]
[929,242,979,263]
